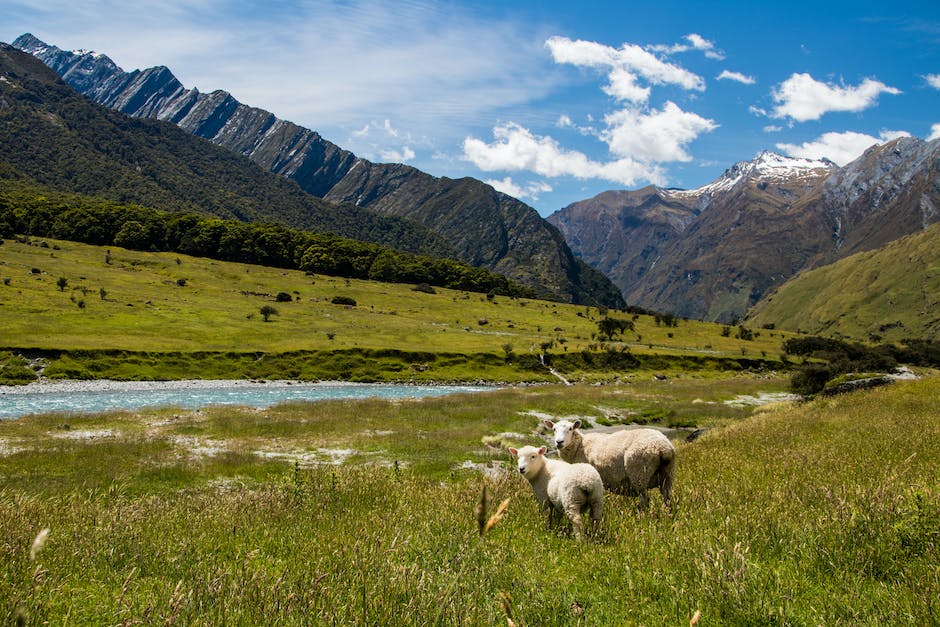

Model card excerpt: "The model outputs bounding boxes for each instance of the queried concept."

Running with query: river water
[0,380,496,420]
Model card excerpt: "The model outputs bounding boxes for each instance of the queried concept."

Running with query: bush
[275,292,293,302]
[791,363,834,395]
[331,296,356,306]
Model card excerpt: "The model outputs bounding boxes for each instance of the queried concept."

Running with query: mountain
[14,33,624,308]
[746,220,940,341]
[550,144,940,322]
[0,42,450,258]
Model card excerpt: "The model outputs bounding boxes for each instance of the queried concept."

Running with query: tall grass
[1,377,937,624]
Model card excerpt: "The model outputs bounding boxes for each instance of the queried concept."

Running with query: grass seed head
[29,527,50,561]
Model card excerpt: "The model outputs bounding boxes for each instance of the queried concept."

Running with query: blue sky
[5,0,940,216]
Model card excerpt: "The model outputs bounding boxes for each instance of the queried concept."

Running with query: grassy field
[0,237,791,383]
[1,375,937,624]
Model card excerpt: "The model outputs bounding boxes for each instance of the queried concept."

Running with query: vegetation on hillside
[783,335,940,394]
[747,221,940,342]
[1,376,936,624]
[0,181,534,298]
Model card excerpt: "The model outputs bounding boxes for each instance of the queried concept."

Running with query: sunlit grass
[1,376,937,623]
[0,237,790,360]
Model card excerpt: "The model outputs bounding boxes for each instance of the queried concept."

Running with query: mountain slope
[550,144,940,322]
[14,33,624,308]
[0,42,449,257]
[745,221,940,341]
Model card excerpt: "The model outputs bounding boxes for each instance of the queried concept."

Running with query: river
[0,379,497,420]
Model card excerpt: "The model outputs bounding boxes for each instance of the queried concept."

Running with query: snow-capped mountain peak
[661,151,836,204]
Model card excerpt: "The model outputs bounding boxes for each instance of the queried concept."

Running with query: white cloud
[684,33,725,60]
[601,101,718,163]
[926,74,940,90]
[928,123,940,141]
[546,35,704,104]
[648,33,724,60]
[771,73,901,122]
[463,122,665,186]
[379,146,415,163]
[717,70,755,85]
[463,36,717,188]
[485,177,553,201]
[776,129,910,165]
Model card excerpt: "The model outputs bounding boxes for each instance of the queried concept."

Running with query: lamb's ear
[573,419,582,429]
[508,447,518,456]
[538,446,547,456]
[544,419,555,428]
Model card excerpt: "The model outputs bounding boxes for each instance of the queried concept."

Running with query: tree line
[0,182,536,298]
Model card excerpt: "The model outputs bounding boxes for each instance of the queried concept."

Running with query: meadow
[0,237,788,383]
[1,375,937,624]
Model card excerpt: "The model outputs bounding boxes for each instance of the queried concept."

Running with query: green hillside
[0,236,787,383]
[746,222,940,342]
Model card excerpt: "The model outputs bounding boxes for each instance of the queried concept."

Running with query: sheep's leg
[590,499,603,536]
[637,488,650,510]
[660,471,674,507]
[566,507,585,541]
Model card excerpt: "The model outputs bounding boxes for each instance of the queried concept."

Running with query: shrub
[259,305,279,322]
[331,296,356,306]
[275,292,293,302]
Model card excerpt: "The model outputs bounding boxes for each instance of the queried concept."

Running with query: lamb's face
[510,445,546,478]
[550,419,581,452]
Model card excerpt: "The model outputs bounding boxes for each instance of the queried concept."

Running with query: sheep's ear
[508,447,518,456]
[544,419,555,428]
[538,446,547,456]
[573,419,582,429]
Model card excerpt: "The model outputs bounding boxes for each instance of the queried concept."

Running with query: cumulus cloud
[717,70,755,85]
[928,123,940,141]
[463,35,718,188]
[926,74,940,90]
[601,101,718,163]
[546,35,704,104]
[485,177,553,201]
[771,73,901,122]
[776,129,910,165]
[463,122,665,186]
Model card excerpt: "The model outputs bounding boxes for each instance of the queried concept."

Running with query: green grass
[1,376,937,624]
[748,221,940,342]
[0,237,791,383]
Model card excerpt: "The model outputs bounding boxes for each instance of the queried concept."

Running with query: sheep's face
[509,445,546,478]
[548,419,582,452]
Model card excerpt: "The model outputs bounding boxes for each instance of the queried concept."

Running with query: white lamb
[509,445,604,541]
[546,419,675,509]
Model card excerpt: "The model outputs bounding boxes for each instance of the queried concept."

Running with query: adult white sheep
[546,419,675,509]
[509,445,603,541]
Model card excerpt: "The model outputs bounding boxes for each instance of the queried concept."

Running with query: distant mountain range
[13,33,624,309]
[549,142,940,322]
